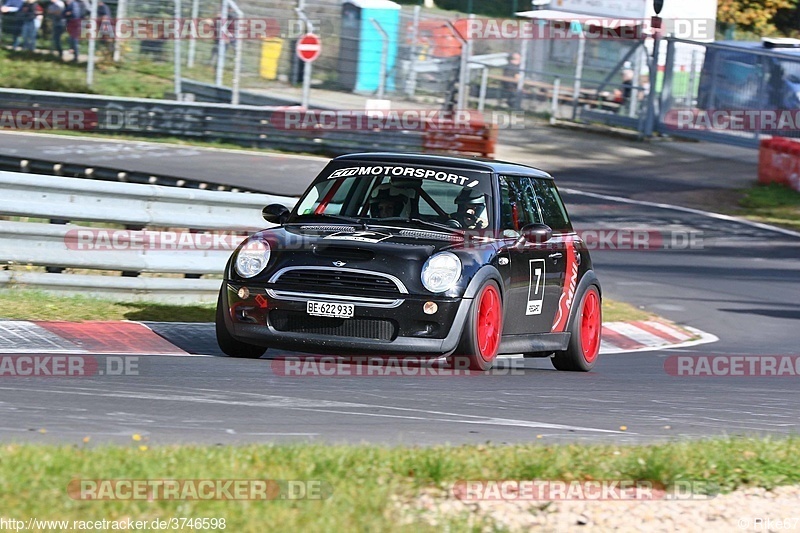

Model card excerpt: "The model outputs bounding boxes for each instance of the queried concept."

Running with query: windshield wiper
[289,214,368,229]
[376,217,464,234]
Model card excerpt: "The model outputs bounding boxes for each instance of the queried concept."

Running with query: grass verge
[0,289,648,323]
[1,437,798,531]
[0,289,215,322]
[739,183,800,231]
[0,48,173,98]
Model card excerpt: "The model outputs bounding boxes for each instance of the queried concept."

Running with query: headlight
[234,239,271,278]
[421,252,462,293]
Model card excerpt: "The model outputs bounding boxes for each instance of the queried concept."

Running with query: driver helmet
[454,188,487,227]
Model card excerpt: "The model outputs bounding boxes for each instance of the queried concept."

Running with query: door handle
[548,252,563,260]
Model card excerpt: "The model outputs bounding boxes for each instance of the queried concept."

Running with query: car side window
[499,175,543,235]
[532,179,572,233]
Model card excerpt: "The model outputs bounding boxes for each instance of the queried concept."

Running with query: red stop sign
[296,33,322,63]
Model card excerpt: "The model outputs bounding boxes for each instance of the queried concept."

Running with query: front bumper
[221,282,473,356]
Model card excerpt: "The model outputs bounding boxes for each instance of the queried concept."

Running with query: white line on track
[0,385,625,435]
[561,187,800,239]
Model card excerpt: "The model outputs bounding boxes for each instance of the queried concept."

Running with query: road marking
[561,187,800,239]
[0,385,624,435]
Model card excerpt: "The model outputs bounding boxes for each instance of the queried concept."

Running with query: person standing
[19,0,42,52]
[47,0,65,58]
[502,52,522,109]
[1,0,25,50]
[61,0,80,62]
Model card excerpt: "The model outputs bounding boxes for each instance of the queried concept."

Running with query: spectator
[47,0,64,58]
[1,0,25,50]
[19,0,42,52]
[613,61,635,110]
[502,52,522,109]
[61,0,80,62]
[209,9,236,65]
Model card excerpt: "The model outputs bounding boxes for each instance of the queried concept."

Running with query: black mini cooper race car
[216,153,601,371]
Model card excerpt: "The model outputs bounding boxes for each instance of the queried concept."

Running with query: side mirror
[518,223,553,245]
[262,204,290,225]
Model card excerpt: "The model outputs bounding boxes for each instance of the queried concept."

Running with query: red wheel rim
[476,285,501,362]
[580,290,601,363]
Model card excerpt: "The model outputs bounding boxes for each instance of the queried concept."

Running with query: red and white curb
[0,319,716,356]
[599,320,717,354]
[0,321,188,355]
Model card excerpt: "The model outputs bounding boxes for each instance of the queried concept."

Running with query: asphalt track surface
[2,132,799,446]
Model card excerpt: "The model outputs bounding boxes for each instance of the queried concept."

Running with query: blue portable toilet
[338,0,401,94]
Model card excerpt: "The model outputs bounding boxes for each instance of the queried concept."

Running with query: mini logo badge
[332,261,347,267]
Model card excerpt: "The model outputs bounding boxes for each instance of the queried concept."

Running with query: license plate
[306,301,354,318]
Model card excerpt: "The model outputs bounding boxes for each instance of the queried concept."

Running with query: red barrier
[423,118,497,158]
[758,137,800,191]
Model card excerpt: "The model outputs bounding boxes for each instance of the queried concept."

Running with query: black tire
[551,285,601,372]
[215,290,267,359]
[451,280,503,371]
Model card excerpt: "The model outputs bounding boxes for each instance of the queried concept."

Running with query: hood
[231,224,497,297]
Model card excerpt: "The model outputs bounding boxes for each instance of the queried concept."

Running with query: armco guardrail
[0,171,296,303]
[0,154,256,193]
[0,88,495,158]
[0,171,291,230]
[0,89,422,155]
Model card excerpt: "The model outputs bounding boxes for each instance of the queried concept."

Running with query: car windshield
[291,163,494,231]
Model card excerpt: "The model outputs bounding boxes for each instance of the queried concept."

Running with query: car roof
[333,152,554,179]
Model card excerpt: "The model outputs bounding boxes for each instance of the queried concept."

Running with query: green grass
[1,437,798,531]
[0,289,214,322]
[0,288,644,324]
[739,183,800,231]
[0,48,173,98]
[602,299,653,323]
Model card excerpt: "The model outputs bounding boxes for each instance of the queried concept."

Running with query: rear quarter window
[532,179,572,233]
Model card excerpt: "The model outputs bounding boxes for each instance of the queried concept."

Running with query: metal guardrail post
[295,3,313,109]
[550,77,560,124]
[187,0,199,67]
[658,37,675,127]
[370,18,389,100]
[228,1,244,105]
[571,31,585,121]
[86,0,99,86]
[215,0,229,86]
[642,34,662,138]
[174,0,183,99]
[406,5,421,97]
[478,66,488,112]
[113,0,127,62]
[447,21,469,110]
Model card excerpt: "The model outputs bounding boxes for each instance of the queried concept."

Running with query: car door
[495,175,566,335]
[531,178,575,333]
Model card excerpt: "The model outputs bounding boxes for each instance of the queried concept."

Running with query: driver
[452,188,489,229]
[369,184,410,218]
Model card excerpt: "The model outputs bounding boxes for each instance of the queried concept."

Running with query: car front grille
[270,311,397,341]
[272,268,404,296]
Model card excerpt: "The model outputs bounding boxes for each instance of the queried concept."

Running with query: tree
[718,0,797,35]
